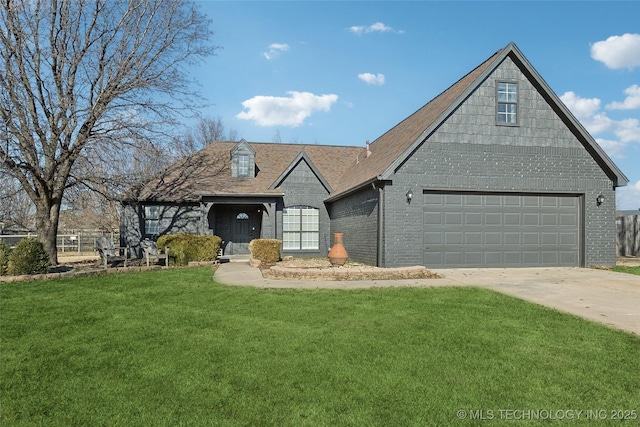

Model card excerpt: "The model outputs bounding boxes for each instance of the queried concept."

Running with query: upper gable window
[231,139,255,178]
[497,82,518,125]
[238,154,249,177]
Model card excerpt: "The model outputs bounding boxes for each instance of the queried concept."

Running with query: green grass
[612,265,640,275]
[1,268,639,426]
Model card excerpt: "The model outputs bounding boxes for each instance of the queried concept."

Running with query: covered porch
[203,197,280,255]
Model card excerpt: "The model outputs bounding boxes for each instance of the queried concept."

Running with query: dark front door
[231,212,251,254]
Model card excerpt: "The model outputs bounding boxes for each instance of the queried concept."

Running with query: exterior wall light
[596,194,605,206]
[406,189,413,203]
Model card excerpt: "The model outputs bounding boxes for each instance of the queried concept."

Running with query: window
[145,206,160,235]
[497,82,518,124]
[282,206,319,250]
[238,154,249,177]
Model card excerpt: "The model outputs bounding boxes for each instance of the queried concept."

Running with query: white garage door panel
[423,192,581,268]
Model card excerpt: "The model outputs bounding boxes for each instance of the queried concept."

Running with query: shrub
[0,242,10,276]
[156,234,222,266]
[7,238,51,275]
[249,239,281,264]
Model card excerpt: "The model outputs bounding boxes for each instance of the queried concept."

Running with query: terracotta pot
[328,232,348,266]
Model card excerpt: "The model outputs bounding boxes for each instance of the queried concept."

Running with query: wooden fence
[617,215,640,257]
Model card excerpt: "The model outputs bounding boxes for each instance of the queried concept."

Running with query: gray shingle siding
[329,186,379,266]
[382,58,616,267]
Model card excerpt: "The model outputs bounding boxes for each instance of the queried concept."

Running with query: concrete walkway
[214,262,640,335]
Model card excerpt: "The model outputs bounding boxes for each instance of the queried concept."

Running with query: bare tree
[0,175,35,231]
[0,0,215,264]
[195,116,227,146]
[272,130,282,143]
[63,137,173,232]
[176,116,239,157]
[62,116,236,234]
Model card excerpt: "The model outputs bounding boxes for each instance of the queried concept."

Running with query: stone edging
[264,265,439,281]
[0,265,165,283]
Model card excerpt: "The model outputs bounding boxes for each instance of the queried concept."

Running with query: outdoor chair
[95,236,129,268]
[140,238,169,267]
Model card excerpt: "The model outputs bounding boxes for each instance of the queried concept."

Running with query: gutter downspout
[376,181,384,267]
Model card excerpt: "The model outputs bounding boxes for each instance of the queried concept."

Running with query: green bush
[249,239,281,264]
[156,234,222,266]
[7,238,51,275]
[0,242,11,276]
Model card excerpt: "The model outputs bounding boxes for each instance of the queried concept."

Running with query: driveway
[432,267,640,336]
[215,262,640,335]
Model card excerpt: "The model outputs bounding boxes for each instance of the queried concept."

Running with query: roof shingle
[132,142,365,202]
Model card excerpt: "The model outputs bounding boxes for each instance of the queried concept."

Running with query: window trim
[496,81,519,126]
[144,205,160,236]
[282,206,319,251]
[237,154,249,177]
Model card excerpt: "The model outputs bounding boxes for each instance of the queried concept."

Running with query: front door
[232,212,251,254]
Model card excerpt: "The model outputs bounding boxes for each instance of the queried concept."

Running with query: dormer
[230,139,256,178]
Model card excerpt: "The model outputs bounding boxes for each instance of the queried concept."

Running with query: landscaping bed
[261,257,440,280]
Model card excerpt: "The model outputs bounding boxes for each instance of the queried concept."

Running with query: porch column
[200,202,214,235]
[263,202,277,239]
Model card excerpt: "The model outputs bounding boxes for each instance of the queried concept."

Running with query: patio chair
[95,237,129,268]
[140,238,169,267]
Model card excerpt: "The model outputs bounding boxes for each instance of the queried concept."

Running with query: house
[121,42,628,268]
[121,140,364,257]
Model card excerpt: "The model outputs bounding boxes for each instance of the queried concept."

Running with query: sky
[189,1,640,210]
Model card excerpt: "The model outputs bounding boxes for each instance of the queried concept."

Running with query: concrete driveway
[432,267,640,336]
[214,263,640,335]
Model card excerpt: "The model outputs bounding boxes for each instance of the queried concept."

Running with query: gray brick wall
[381,57,616,267]
[279,159,332,257]
[329,186,379,266]
[120,202,202,255]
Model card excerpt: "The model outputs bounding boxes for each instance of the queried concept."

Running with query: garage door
[423,192,581,268]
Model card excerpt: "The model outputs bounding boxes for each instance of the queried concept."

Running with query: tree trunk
[34,201,61,266]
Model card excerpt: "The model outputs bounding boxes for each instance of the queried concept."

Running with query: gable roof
[128,42,628,205]
[269,150,333,192]
[129,141,364,202]
[328,42,628,200]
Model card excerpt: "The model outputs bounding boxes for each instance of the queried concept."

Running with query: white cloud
[348,22,404,35]
[561,91,640,159]
[560,91,612,134]
[606,84,640,110]
[595,138,628,159]
[358,73,385,85]
[615,118,640,143]
[560,91,601,118]
[590,33,640,70]
[617,180,640,210]
[236,91,339,127]
[263,43,289,60]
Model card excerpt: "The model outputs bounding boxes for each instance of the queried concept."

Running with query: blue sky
[191,1,640,210]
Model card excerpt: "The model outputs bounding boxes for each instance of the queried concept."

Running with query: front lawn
[612,265,640,275]
[1,267,638,426]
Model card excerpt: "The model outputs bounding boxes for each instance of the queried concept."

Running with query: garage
[423,192,582,268]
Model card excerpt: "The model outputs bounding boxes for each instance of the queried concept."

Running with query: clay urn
[328,232,348,266]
